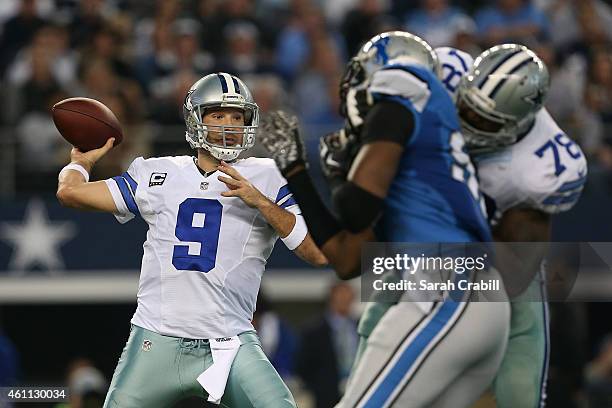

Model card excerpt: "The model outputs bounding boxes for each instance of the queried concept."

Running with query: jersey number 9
[172,198,223,273]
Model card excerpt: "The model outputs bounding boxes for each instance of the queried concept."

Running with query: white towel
[197,336,242,404]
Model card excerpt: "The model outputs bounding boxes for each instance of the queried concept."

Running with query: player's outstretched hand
[70,137,115,172]
[319,128,360,184]
[218,161,268,208]
[258,111,307,177]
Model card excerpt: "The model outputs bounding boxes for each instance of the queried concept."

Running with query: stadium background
[0,0,611,407]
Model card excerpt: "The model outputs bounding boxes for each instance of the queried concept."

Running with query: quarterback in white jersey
[436,45,587,407]
[56,73,325,408]
[105,155,306,339]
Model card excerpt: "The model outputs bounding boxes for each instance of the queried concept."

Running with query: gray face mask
[184,73,259,161]
[457,44,549,152]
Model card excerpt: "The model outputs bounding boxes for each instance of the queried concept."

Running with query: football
[52,97,123,151]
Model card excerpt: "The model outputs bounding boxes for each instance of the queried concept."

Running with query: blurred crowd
[0,0,611,192]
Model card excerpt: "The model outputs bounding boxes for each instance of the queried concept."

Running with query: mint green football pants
[103,325,296,408]
[493,279,549,408]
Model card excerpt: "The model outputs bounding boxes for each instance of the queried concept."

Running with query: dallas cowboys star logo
[523,87,544,106]
[0,199,76,274]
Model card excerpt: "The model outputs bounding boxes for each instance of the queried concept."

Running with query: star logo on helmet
[523,87,544,106]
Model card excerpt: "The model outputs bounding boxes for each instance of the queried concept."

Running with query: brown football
[52,97,123,151]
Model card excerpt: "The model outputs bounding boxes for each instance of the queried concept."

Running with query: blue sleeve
[541,175,587,209]
[105,157,145,223]
[275,184,298,209]
[112,173,141,217]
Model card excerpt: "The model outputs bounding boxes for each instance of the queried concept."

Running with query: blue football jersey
[368,64,491,243]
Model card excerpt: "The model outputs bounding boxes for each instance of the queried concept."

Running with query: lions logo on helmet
[457,44,550,152]
[339,31,440,134]
[184,73,259,161]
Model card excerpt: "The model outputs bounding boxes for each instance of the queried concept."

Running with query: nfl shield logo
[200,181,209,190]
[142,340,152,352]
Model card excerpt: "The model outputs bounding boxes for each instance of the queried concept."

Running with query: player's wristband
[281,215,308,250]
[59,163,90,182]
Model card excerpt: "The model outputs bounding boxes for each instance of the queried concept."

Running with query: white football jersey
[104,156,305,339]
[435,46,474,100]
[475,109,587,215]
[435,46,588,216]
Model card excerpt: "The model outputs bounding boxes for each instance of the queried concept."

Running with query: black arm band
[361,100,415,146]
[286,169,342,247]
[333,182,384,233]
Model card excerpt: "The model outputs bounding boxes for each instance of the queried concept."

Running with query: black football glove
[259,110,307,176]
[319,127,360,185]
[343,85,372,136]
[339,59,373,136]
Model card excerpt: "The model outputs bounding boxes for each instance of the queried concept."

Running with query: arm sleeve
[361,100,415,146]
[333,181,384,233]
[104,157,144,224]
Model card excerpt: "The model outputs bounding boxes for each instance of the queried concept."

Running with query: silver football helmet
[457,44,549,151]
[184,73,259,161]
[339,31,440,121]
